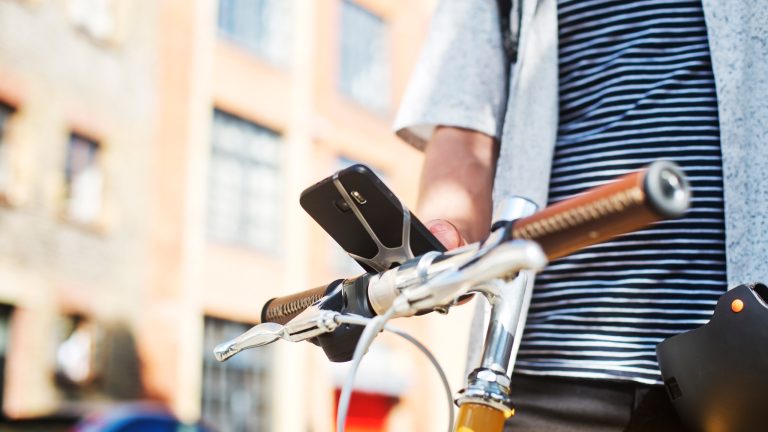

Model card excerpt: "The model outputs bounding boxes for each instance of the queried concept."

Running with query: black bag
[656,282,768,432]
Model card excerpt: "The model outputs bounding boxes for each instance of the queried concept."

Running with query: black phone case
[300,164,445,272]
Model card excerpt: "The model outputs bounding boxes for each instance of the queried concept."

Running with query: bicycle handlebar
[260,161,690,325]
[510,159,689,260]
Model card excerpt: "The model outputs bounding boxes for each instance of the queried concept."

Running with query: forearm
[417,126,498,243]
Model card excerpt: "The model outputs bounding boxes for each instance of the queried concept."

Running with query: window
[339,1,391,112]
[217,0,292,67]
[0,305,13,412]
[54,314,99,396]
[0,103,13,192]
[208,110,282,253]
[67,0,119,43]
[64,133,103,225]
[202,317,273,432]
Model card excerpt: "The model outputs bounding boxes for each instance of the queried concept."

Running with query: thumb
[426,219,467,250]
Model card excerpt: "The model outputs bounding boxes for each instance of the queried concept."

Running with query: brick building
[0,0,476,431]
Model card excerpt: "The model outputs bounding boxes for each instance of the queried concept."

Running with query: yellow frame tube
[455,403,510,432]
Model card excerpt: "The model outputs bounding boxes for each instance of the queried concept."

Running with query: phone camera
[333,198,352,213]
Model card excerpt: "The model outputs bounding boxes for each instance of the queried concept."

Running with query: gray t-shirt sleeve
[393,0,509,150]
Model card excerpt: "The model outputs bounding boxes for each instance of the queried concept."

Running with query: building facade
[0,0,476,431]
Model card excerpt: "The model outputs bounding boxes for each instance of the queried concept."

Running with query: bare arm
[418,126,498,248]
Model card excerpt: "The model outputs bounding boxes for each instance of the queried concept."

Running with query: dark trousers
[503,374,688,432]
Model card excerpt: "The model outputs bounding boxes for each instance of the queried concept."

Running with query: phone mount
[332,173,415,272]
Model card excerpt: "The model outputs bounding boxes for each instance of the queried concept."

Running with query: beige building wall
[0,0,478,431]
[0,0,157,417]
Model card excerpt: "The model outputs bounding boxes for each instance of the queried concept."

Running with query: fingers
[426,219,467,250]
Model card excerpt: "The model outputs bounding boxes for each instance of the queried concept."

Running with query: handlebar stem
[456,196,539,414]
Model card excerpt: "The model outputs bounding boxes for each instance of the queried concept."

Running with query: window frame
[338,0,392,114]
[216,0,293,68]
[207,108,284,254]
[201,315,274,432]
[0,102,15,204]
[0,304,13,413]
[61,130,106,230]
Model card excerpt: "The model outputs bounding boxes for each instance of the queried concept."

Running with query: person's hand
[426,219,467,250]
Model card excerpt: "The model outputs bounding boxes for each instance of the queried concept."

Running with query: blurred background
[0,0,477,431]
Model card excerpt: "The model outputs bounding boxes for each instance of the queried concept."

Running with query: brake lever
[214,307,342,362]
[213,322,284,361]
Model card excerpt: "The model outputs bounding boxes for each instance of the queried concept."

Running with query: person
[394,0,768,430]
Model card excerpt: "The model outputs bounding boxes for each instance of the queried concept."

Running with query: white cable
[335,311,454,432]
[336,315,455,432]
[335,308,394,432]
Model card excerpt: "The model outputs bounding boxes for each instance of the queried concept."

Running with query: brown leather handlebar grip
[511,161,690,261]
[261,283,338,325]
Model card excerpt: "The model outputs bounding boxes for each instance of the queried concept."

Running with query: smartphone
[300,164,445,272]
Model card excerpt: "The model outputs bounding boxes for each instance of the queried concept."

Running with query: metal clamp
[455,368,515,417]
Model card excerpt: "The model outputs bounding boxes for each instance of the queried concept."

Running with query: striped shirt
[516,0,727,385]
